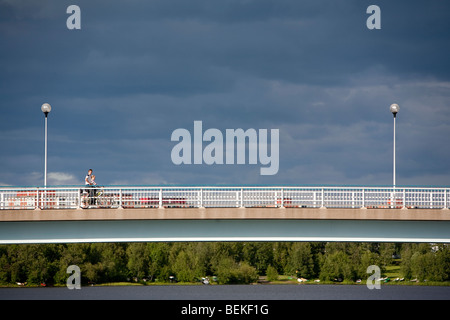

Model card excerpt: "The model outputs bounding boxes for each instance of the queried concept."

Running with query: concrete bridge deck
[1,207,449,222]
[1,208,449,244]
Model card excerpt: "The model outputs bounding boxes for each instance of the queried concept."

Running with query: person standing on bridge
[85,169,93,186]
[91,174,99,205]
[85,169,95,205]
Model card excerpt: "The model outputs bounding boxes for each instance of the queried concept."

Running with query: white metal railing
[0,186,449,210]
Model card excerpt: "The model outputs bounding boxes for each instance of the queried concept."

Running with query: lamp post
[41,103,52,186]
[390,103,399,189]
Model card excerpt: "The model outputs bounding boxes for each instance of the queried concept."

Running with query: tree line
[0,242,448,285]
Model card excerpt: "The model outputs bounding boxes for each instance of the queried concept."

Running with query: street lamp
[41,103,52,186]
[390,103,399,188]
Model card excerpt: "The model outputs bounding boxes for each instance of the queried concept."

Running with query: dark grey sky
[1,0,449,187]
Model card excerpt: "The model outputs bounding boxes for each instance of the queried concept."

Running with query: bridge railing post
[430,189,433,209]
[444,188,448,209]
[35,187,40,210]
[199,188,203,208]
[361,188,365,209]
[320,188,325,209]
[77,187,81,209]
[119,188,123,209]
[159,188,163,209]
[312,190,316,207]
[352,191,355,208]
[42,188,46,210]
[402,188,406,209]
[390,188,394,209]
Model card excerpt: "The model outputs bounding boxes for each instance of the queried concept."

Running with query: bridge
[0,185,449,244]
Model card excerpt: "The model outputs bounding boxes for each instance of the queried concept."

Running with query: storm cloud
[1,0,449,187]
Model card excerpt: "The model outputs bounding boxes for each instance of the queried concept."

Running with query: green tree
[379,243,395,269]
[189,242,212,277]
[214,256,235,284]
[91,243,128,282]
[266,265,279,281]
[84,262,102,284]
[400,243,414,280]
[6,245,35,283]
[147,242,171,281]
[411,251,433,281]
[272,242,290,274]
[320,251,352,281]
[210,242,244,267]
[213,257,258,284]
[54,243,92,284]
[0,246,10,284]
[435,245,450,281]
[356,250,378,280]
[286,243,315,278]
[242,242,273,275]
[172,250,200,282]
[236,262,259,284]
[126,243,149,281]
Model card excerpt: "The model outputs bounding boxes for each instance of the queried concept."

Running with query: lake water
[1,284,449,300]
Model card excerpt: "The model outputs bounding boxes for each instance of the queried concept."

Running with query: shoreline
[2,280,449,288]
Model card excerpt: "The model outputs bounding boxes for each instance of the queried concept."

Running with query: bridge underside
[1,208,449,244]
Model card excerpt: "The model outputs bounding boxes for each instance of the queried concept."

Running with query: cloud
[47,172,79,185]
